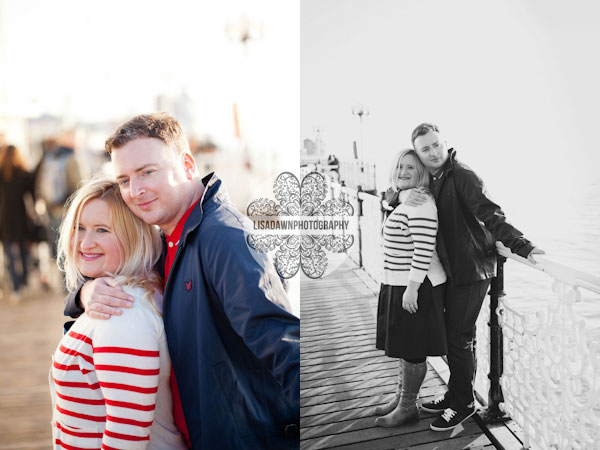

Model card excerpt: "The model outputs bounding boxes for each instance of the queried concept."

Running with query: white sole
[429,409,476,431]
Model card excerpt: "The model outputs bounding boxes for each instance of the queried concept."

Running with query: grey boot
[374,360,402,415]
[375,359,427,427]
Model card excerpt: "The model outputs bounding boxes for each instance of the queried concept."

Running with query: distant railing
[321,172,600,450]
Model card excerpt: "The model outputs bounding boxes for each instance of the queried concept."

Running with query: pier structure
[301,171,600,449]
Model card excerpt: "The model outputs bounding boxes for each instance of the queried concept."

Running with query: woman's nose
[79,232,95,249]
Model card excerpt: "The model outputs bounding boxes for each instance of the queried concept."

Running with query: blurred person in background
[0,145,36,302]
[51,177,187,449]
[35,134,82,266]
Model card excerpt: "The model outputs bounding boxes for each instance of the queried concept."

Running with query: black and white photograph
[300,1,600,449]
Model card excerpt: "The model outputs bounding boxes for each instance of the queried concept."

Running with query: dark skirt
[375,279,447,359]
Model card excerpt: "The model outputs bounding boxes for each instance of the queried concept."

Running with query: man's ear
[182,152,197,180]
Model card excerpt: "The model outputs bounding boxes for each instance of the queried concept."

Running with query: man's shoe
[420,394,452,414]
[429,406,476,431]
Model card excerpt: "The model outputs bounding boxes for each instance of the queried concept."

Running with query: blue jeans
[3,240,29,292]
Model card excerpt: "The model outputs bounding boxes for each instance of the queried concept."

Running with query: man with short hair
[65,113,300,449]
[411,123,543,431]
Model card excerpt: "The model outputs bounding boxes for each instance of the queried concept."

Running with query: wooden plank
[300,255,504,450]
[301,365,398,389]
[302,417,489,450]
[300,390,446,429]
[301,376,447,408]
[0,284,66,448]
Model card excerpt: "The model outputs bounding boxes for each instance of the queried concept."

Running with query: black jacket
[0,167,35,242]
[431,149,534,285]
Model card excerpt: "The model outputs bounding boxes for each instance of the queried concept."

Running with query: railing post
[356,185,363,268]
[481,255,510,423]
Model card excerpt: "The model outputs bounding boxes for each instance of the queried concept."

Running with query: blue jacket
[66,173,300,449]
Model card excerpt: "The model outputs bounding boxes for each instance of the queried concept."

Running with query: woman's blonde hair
[389,149,430,191]
[57,177,163,304]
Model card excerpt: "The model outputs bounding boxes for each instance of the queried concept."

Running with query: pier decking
[300,255,497,450]
[0,285,64,449]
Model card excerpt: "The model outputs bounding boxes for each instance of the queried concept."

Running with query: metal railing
[322,173,600,450]
[483,244,600,449]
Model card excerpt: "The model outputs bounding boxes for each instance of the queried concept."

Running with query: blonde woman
[50,178,187,449]
[374,149,447,427]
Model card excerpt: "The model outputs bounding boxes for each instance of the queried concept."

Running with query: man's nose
[129,179,145,198]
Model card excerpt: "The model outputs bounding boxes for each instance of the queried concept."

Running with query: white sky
[301,0,600,273]
[0,0,299,170]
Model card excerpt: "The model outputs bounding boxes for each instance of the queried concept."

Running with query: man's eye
[119,179,129,186]
[433,143,439,148]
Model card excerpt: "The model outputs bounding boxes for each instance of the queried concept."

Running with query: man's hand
[81,277,134,320]
[527,247,545,264]
[404,187,429,207]
[402,286,419,314]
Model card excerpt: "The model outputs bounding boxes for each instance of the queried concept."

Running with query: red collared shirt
[163,200,199,448]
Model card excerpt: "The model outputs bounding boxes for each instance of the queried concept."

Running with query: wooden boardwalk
[300,255,497,450]
[0,284,65,449]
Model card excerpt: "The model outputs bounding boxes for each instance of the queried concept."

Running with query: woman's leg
[18,240,29,288]
[3,242,22,292]
[375,358,426,427]
[374,359,403,415]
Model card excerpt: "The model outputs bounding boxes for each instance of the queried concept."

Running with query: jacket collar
[433,148,457,179]
[177,172,231,247]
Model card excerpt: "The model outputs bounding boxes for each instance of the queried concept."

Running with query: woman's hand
[402,286,419,314]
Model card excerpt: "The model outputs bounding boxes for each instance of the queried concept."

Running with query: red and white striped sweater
[50,285,187,450]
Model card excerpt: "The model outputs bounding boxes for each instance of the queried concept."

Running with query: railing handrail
[495,242,600,295]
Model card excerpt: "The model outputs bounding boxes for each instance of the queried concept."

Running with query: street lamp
[225,15,264,170]
[351,104,369,160]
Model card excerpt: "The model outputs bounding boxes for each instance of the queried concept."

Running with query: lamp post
[351,104,369,161]
[225,15,264,170]
[313,125,325,165]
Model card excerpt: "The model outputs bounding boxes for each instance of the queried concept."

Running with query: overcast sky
[0,0,299,168]
[302,0,600,272]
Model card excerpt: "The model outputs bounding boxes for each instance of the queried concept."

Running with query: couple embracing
[50,113,300,449]
[374,123,543,431]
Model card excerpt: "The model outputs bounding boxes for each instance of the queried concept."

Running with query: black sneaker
[420,395,452,414]
[430,406,476,431]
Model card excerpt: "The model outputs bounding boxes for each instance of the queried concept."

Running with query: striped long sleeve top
[50,285,187,450]
[382,189,447,287]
